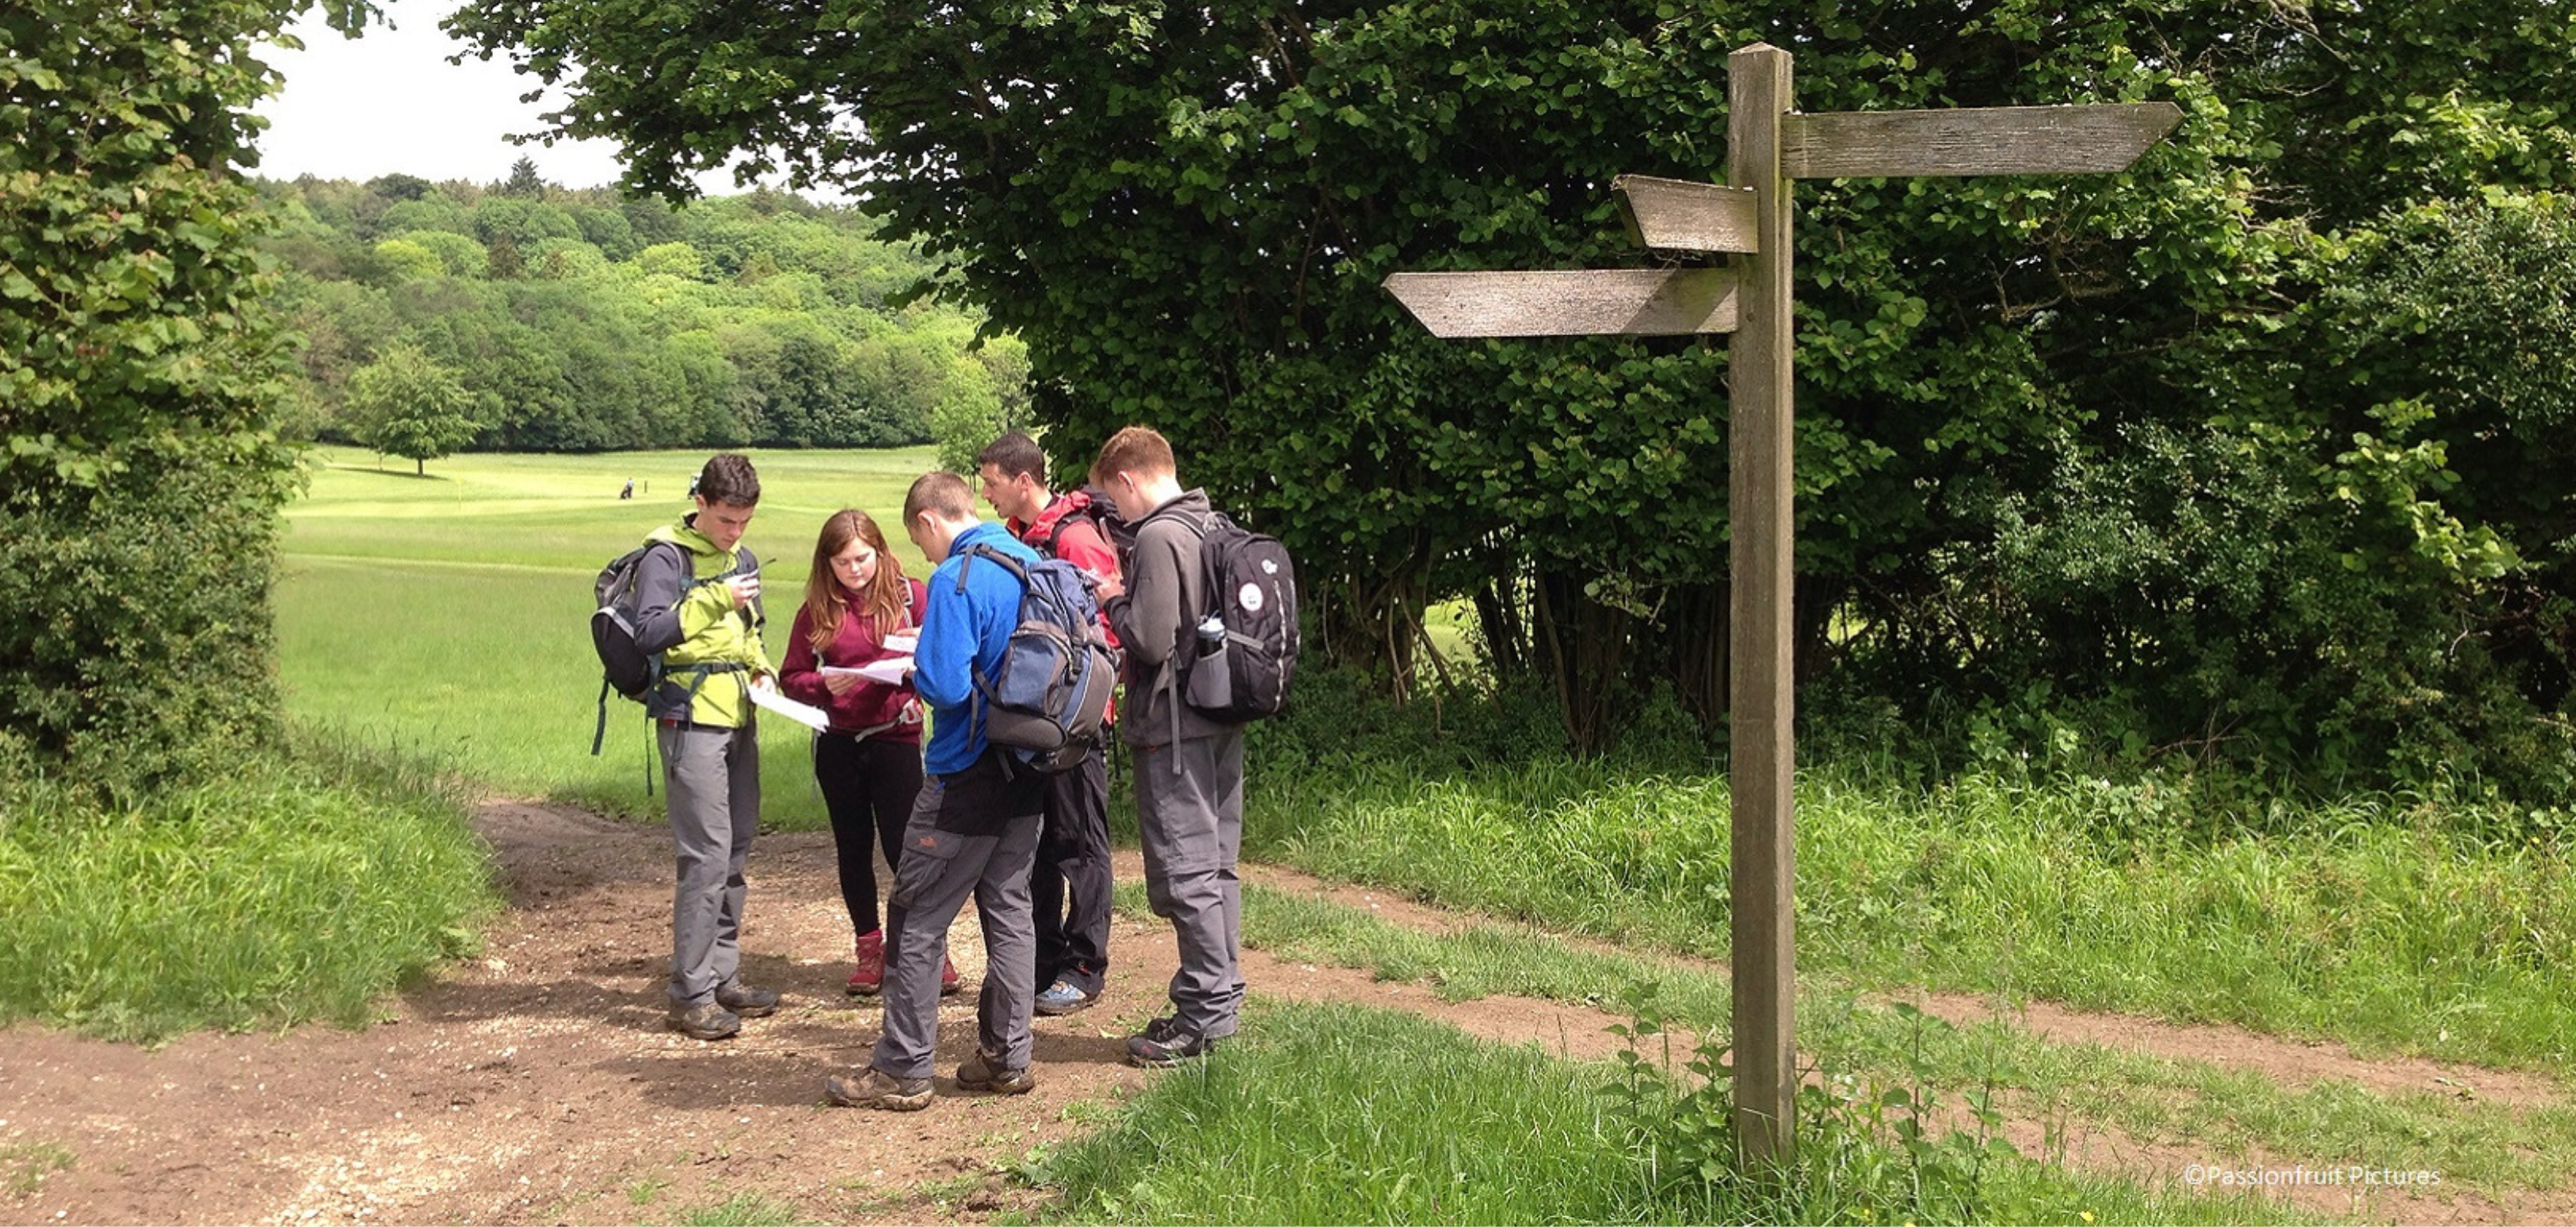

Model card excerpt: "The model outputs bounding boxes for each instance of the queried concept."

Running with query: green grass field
[279,445,945,829]
[251,444,2576,1222]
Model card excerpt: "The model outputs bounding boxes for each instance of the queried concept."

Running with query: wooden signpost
[1385,43,2177,1167]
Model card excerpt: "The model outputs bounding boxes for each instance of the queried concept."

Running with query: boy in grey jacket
[1089,426,1244,1065]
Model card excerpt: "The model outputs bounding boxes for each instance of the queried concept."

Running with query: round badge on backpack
[1238,582,1264,613]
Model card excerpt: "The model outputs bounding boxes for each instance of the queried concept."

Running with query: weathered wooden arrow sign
[1382,43,2178,1169]
[1382,268,1738,337]
[1785,101,2182,179]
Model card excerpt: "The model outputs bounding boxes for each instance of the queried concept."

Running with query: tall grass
[1039,1000,2304,1226]
[0,734,498,1041]
[1219,883,2576,1199]
[1243,683,2576,1072]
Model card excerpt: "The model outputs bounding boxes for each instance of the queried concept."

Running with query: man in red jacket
[976,430,1121,1016]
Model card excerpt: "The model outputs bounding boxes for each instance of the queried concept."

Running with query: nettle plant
[1603,985,2022,1223]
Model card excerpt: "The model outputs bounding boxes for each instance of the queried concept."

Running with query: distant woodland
[258,166,1025,454]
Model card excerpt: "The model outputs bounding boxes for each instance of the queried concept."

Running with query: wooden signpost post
[1385,42,2177,1167]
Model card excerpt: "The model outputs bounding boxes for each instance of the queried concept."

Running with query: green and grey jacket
[632,517,770,728]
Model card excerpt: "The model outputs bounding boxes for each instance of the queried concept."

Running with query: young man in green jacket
[632,453,781,1041]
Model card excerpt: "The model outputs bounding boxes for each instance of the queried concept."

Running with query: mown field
[278,444,942,830]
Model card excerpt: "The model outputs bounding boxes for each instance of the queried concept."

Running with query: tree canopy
[442,1,2574,789]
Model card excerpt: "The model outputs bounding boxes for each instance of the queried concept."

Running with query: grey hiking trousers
[871,747,1047,1080]
[1135,729,1247,1039]
[660,721,760,1008]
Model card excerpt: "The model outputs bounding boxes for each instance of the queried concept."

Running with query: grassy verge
[0,732,499,1041]
[1035,998,2305,1225]
[1178,882,2576,1202]
[1243,705,2576,1072]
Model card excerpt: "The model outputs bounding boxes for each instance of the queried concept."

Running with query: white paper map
[821,657,914,686]
[748,685,831,731]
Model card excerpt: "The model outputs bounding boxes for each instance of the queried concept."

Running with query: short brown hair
[903,470,976,524]
[976,429,1047,484]
[697,453,761,506]
[1089,426,1174,487]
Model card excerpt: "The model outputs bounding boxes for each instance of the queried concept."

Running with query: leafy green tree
[928,354,1007,475]
[1,0,376,794]
[346,343,478,475]
[445,0,2576,785]
[633,240,706,281]
[501,155,546,198]
[376,193,474,237]
[485,229,525,278]
[370,236,445,281]
[402,229,488,278]
[367,172,434,202]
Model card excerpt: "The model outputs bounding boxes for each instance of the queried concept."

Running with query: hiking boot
[1033,978,1099,1017]
[1126,1022,1218,1067]
[665,1000,741,1041]
[826,1066,933,1111]
[846,929,886,997]
[715,981,778,1018]
[955,1049,1037,1097]
[939,951,963,996]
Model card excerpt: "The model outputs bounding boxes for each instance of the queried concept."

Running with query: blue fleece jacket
[914,521,1041,775]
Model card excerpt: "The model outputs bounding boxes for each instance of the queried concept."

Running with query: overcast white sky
[252,0,759,196]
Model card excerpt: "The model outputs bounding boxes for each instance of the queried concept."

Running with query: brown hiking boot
[715,981,778,1018]
[955,1049,1036,1096]
[826,1066,933,1111]
[665,1000,741,1041]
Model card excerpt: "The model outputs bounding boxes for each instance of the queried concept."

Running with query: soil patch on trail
[0,801,2564,1225]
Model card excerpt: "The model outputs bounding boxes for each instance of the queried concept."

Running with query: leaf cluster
[2,1,317,794]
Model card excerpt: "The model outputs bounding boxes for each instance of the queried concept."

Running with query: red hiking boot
[846,929,885,997]
[940,951,962,996]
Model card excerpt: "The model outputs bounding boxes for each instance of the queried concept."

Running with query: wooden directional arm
[1613,175,1760,255]
[1382,268,1739,338]
[1783,101,2183,179]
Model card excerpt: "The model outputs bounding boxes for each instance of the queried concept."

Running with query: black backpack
[590,541,750,758]
[593,541,681,711]
[1181,512,1300,722]
[961,544,1119,773]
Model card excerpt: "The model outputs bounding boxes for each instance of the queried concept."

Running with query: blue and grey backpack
[960,544,1118,774]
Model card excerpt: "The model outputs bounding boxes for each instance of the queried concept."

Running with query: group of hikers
[618,426,1248,1112]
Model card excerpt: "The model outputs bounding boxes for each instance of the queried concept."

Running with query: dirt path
[0,801,2564,1225]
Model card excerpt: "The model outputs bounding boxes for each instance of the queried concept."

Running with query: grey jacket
[1102,489,1229,746]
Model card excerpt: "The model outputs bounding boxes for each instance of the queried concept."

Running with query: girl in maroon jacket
[780,509,957,996]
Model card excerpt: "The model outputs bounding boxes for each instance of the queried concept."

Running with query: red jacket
[778,577,927,740]
[1010,488,1122,723]
[1009,489,1122,650]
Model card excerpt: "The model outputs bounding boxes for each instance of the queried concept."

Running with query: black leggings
[813,733,925,938]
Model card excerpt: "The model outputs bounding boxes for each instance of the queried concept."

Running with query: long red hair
[803,509,910,655]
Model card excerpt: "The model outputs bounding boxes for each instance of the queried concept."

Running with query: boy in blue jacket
[826,472,1049,1111]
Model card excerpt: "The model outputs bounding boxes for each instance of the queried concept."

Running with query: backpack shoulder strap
[965,541,1033,585]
